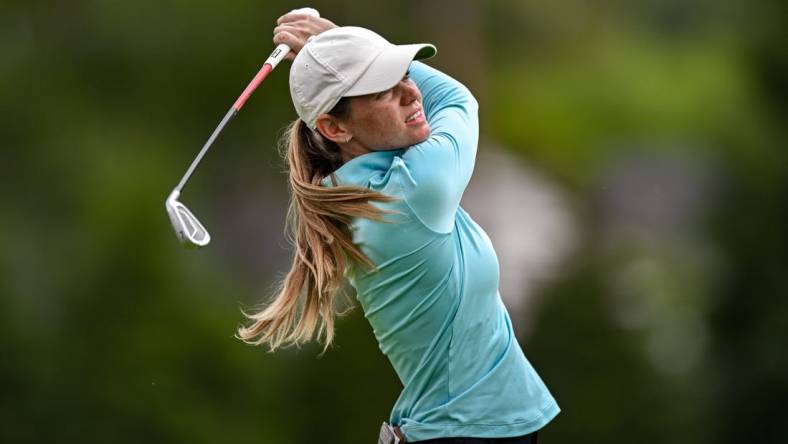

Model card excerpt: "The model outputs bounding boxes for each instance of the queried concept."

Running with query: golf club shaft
[175,105,237,192]
[172,7,319,193]
[174,51,282,193]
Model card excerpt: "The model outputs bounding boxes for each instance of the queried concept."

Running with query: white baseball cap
[289,26,436,130]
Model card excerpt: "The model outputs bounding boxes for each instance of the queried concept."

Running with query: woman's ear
[315,114,353,144]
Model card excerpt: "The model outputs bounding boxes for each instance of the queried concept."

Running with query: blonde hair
[237,113,393,351]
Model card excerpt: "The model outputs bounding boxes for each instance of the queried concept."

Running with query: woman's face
[344,71,431,151]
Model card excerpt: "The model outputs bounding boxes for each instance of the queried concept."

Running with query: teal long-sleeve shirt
[323,61,559,442]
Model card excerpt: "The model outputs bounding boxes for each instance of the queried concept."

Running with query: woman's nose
[398,81,419,104]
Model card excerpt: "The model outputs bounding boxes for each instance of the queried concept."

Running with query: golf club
[166,7,320,248]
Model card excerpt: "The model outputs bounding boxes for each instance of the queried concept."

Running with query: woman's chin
[411,125,431,144]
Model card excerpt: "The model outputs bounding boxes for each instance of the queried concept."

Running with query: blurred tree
[1,0,786,443]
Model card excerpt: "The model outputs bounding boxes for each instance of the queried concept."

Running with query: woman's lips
[405,109,425,125]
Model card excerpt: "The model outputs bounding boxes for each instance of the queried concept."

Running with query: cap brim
[344,43,436,97]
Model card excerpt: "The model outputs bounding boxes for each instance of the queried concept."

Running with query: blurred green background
[2,0,786,443]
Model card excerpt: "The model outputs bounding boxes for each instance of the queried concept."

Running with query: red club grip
[232,63,274,111]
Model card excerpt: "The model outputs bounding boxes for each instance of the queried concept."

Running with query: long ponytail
[237,111,393,351]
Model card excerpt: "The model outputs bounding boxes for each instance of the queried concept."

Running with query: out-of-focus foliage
[1,0,785,443]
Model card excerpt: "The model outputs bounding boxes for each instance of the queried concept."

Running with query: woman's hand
[273,13,337,61]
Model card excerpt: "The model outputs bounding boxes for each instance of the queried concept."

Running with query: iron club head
[166,190,211,248]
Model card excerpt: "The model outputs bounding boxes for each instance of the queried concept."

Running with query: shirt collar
[321,149,405,187]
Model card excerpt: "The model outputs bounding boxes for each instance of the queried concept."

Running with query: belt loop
[393,425,406,442]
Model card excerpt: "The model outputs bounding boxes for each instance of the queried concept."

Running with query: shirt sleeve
[396,61,479,233]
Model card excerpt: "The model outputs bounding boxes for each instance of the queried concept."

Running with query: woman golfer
[238,13,560,444]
